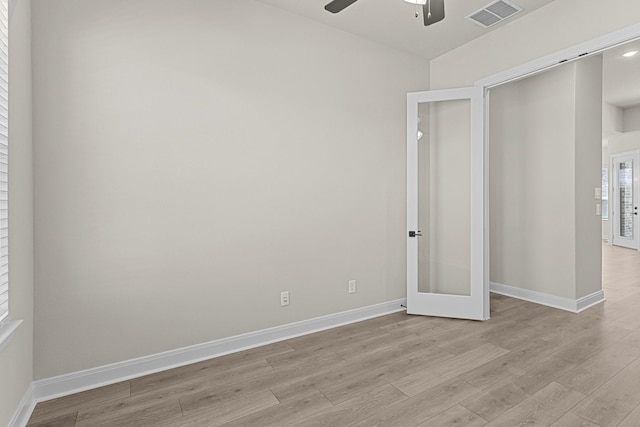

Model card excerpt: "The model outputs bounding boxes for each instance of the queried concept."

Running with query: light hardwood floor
[28,244,640,426]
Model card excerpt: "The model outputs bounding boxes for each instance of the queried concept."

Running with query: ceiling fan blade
[324,0,359,13]
[423,0,445,26]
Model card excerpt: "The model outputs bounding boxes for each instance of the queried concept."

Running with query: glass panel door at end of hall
[612,150,640,250]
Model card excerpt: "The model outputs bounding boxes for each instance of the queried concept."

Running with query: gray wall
[609,131,640,155]
[574,56,604,299]
[31,0,428,379]
[623,105,640,132]
[487,56,603,301]
[0,0,34,425]
[489,65,577,299]
[603,103,623,136]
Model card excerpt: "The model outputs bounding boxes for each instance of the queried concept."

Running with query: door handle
[409,231,422,237]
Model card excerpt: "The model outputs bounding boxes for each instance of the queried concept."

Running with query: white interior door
[406,87,488,321]
[612,151,640,250]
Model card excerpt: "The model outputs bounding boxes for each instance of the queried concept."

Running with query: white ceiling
[603,39,640,108]
[256,0,555,60]
[257,0,640,109]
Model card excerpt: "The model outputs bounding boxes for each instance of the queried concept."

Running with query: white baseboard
[490,282,604,313]
[33,298,407,403]
[8,383,35,427]
[576,290,606,312]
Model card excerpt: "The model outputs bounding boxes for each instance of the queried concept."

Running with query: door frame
[475,24,640,90]
[472,23,640,311]
[407,22,640,320]
[610,150,640,249]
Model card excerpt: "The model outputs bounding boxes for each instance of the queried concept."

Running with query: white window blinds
[0,0,8,323]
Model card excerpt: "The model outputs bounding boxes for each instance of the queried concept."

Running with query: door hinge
[409,230,422,237]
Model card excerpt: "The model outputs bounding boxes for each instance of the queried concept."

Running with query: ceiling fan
[324,0,445,26]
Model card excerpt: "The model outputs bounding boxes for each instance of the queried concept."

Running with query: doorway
[408,23,640,318]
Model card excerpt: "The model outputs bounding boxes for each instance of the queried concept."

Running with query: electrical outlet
[348,280,357,294]
[280,291,290,307]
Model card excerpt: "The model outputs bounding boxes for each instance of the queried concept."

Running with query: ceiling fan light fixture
[324,0,444,26]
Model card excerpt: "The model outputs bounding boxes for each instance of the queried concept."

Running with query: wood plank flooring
[28,244,640,426]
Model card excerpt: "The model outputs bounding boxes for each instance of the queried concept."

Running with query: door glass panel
[619,160,633,239]
[417,99,471,296]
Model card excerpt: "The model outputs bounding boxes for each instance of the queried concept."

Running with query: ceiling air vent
[467,0,522,28]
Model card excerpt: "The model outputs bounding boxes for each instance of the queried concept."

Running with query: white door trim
[468,22,640,314]
[475,23,640,90]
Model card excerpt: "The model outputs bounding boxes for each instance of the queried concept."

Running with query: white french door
[612,151,640,250]
[406,87,488,321]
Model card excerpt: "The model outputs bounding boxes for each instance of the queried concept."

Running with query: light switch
[596,203,601,216]
[595,188,602,200]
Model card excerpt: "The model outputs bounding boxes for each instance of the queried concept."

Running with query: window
[602,167,608,221]
[0,0,8,324]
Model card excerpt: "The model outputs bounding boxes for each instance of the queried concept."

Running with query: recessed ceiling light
[404,0,427,4]
[622,51,638,58]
